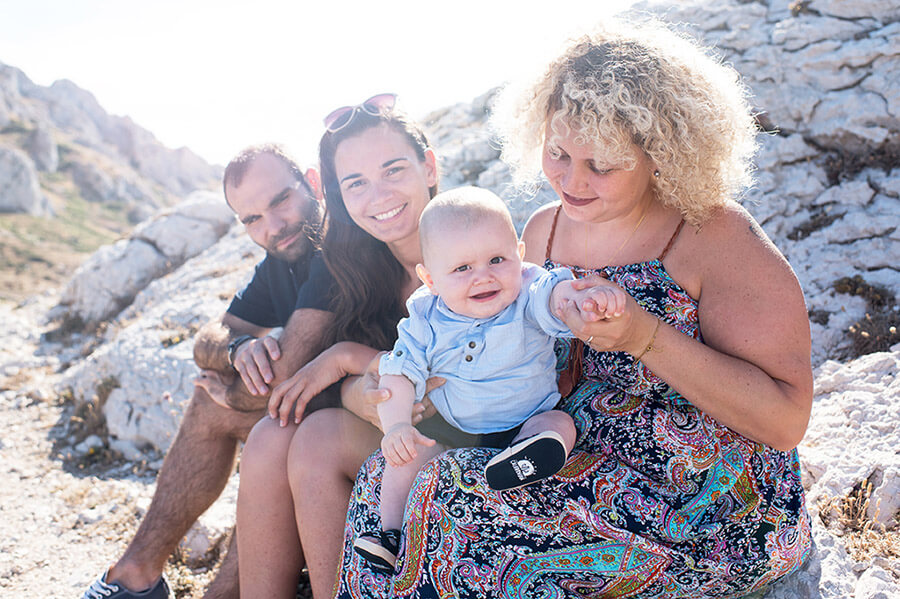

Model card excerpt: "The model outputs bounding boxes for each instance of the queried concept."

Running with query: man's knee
[182,384,264,443]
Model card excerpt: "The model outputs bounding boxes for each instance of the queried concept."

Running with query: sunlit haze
[0,0,634,166]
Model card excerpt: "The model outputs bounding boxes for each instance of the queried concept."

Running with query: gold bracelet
[634,318,661,362]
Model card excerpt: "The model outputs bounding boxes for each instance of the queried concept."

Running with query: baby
[353,186,626,572]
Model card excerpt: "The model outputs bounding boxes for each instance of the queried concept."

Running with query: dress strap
[658,218,685,261]
[545,204,563,261]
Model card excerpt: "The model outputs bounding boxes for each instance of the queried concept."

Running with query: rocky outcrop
[0,61,221,227]
[53,191,236,327]
[0,66,222,195]
[57,229,262,452]
[66,159,161,222]
[0,145,51,215]
[24,123,57,172]
[763,345,900,599]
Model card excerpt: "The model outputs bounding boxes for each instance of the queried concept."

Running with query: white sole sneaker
[353,534,398,572]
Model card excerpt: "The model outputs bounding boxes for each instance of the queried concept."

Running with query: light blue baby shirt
[379,263,574,434]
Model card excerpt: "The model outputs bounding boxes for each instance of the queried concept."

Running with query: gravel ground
[0,387,169,596]
[0,296,309,599]
[0,296,223,598]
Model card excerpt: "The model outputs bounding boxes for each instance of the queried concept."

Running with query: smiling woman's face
[333,123,437,246]
[541,122,655,224]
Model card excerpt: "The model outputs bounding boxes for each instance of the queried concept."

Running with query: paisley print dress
[334,212,811,598]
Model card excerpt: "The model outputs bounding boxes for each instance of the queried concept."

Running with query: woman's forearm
[332,342,382,377]
[636,316,812,451]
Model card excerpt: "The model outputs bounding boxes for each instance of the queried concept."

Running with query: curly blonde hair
[490,17,758,225]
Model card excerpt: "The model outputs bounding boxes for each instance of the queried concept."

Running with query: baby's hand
[576,283,628,320]
[381,423,436,467]
[553,277,628,321]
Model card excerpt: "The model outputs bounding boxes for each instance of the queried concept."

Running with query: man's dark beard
[268,199,322,262]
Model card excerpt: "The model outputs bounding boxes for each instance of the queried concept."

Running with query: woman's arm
[522,202,558,264]
[268,341,381,425]
[560,205,813,450]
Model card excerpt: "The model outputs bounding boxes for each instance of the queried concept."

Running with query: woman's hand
[555,274,657,355]
[381,423,436,467]
[347,355,443,429]
[268,345,344,426]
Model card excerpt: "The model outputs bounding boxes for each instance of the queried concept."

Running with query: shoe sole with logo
[485,431,567,491]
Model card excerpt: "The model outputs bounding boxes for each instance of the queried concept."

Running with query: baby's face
[420,217,524,319]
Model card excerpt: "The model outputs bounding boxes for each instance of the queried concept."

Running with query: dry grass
[832,275,900,360]
[818,478,900,575]
[64,376,119,445]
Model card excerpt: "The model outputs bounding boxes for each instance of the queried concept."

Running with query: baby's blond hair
[419,186,516,261]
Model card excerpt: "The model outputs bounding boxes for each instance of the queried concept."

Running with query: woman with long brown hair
[235,95,442,598]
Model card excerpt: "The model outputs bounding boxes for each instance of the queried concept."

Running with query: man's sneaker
[353,528,401,573]
[485,431,567,491]
[81,570,171,599]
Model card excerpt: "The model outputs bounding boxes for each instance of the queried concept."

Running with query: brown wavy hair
[318,108,439,350]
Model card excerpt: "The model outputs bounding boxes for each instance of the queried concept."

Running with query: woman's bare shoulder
[680,203,785,268]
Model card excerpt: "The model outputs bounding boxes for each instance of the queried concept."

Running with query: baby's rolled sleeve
[378,345,428,400]
[527,266,576,337]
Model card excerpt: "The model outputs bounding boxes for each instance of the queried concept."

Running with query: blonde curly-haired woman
[333,17,813,598]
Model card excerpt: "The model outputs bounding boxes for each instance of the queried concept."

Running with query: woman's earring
[653,169,660,178]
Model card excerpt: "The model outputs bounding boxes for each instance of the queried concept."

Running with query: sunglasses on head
[323,93,397,134]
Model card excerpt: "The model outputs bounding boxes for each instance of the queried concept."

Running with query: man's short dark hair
[223,144,311,204]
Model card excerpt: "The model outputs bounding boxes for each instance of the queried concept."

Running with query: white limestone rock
[1,61,220,199]
[770,15,871,53]
[68,160,117,204]
[802,347,900,529]
[0,146,51,216]
[56,238,169,326]
[131,191,235,264]
[24,123,58,172]
[55,192,236,326]
[56,229,262,455]
[810,0,900,21]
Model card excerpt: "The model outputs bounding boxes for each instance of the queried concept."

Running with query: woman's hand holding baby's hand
[381,423,436,467]
[575,282,627,320]
[558,276,656,355]
[553,274,627,321]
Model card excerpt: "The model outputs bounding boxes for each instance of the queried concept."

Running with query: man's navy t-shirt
[227,250,334,328]
[225,249,338,411]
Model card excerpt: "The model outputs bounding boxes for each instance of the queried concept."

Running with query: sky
[0,0,634,166]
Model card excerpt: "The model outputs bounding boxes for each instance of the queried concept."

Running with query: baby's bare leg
[381,443,446,531]
[514,409,576,454]
[485,410,576,491]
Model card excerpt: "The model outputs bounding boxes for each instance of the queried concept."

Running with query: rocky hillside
[0,61,222,300]
[0,0,898,596]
